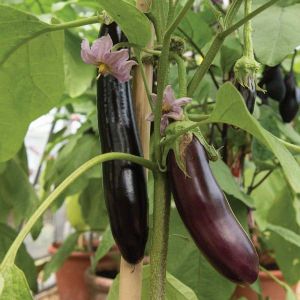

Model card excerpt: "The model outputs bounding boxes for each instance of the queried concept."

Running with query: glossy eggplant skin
[279,72,299,123]
[97,23,148,264]
[262,65,286,102]
[167,137,259,284]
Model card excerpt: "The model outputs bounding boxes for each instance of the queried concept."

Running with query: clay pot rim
[48,242,120,258]
[49,243,92,258]
[259,269,284,280]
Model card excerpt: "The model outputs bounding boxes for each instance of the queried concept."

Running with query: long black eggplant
[167,136,259,284]
[97,23,148,264]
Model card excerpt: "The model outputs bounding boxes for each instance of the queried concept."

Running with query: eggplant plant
[1,1,300,300]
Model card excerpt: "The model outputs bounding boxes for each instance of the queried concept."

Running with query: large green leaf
[97,0,151,47]
[0,224,37,292]
[0,265,33,300]
[64,30,94,98]
[208,83,300,193]
[0,5,64,162]
[210,159,254,207]
[107,265,198,300]
[252,4,300,65]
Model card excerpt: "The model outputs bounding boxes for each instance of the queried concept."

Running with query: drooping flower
[147,85,192,135]
[81,35,137,83]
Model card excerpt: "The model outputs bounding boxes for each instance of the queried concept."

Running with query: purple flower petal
[174,97,192,106]
[111,60,137,82]
[105,49,129,66]
[92,35,113,62]
[163,85,176,105]
[81,39,98,65]
[160,116,169,135]
[165,111,183,121]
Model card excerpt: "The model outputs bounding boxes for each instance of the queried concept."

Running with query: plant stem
[50,16,101,31]
[171,53,187,97]
[224,0,243,29]
[0,153,156,269]
[243,0,254,59]
[136,54,154,111]
[187,34,224,97]
[165,0,194,36]
[150,172,171,300]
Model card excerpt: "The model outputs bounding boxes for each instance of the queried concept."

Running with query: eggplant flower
[81,35,137,83]
[147,85,192,135]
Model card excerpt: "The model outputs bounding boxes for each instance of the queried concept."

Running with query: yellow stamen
[162,102,172,113]
[98,63,110,77]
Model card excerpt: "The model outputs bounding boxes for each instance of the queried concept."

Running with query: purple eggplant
[167,136,259,284]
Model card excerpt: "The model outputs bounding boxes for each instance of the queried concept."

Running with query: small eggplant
[262,65,286,102]
[167,137,259,284]
[279,72,299,123]
[236,83,256,114]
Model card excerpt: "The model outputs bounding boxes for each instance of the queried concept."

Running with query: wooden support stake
[119,1,153,299]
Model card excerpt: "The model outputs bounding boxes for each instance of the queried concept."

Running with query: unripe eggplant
[97,23,148,264]
[167,137,259,284]
[262,65,286,102]
[279,72,299,123]
[236,83,256,114]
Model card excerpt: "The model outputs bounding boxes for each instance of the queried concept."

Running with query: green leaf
[177,10,213,50]
[44,133,101,201]
[210,159,254,207]
[64,30,94,98]
[107,265,198,300]
[167,209,235,300]
[0,159,39,225]
[97,0,151,47]
[0,265,33,300]
[0,5,64,162]
[0,224,37,293]
[91,226,114,272]
[43,232,80,281]
[266,224,300,248]
[252,174,300,284]
[208,83,300,193]
[252,4,300,65]
[79,179,108,231]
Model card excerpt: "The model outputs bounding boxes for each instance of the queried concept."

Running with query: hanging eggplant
[96,23,148,264]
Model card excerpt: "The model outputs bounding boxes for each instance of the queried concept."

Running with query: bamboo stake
[119,1,153,299]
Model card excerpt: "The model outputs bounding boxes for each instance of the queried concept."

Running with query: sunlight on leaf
[0,265,33,300]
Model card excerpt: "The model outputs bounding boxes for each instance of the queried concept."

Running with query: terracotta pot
[233,270,300,300]
[48,243,120,300]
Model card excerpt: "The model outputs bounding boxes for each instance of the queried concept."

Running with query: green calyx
[161,120,219,175]
[234,55,261,88]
